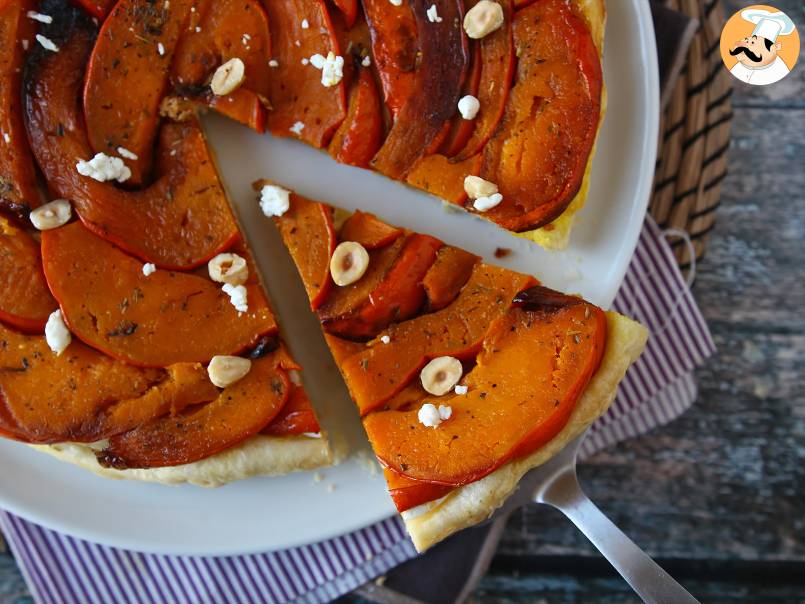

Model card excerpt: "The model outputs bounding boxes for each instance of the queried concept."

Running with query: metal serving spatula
[490,431,701,604]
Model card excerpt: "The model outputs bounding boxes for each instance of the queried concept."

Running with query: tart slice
[267,185,647,550]
[0,0,331,485]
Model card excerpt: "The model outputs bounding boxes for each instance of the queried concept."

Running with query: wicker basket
[649,0,733,276]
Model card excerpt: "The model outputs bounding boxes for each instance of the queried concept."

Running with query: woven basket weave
[649,0,733,275]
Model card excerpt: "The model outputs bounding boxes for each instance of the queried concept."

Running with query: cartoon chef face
[730,34,781,68]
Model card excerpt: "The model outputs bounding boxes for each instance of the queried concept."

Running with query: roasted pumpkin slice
[338,263,534,414]
[97,348,293,469]
[263,0,347,147]
[0,217,57,333]
[83,0,198,185]
[262,384,321,436]
[479,0,602,231]
[24,5,239,269]
[371,0,469,178]
[322,233,442,340]
[0,0,40,221]
[362,0,417,119]
[452,0,514,161]
[385,468,454,512]
[364,293,607,486]
[421,245,479,311]
[0,321,217,443]
[328,68,384,168]
[171,0,271,131]
[405,153,482,204]
[338,210,403,250]
[270,189,336,310]
[331,0,358,29]
[41,222,276,367]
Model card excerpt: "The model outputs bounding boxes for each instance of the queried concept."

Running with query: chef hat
[741,8,796,43]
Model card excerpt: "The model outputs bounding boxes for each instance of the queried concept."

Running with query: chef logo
[720,5,799,86]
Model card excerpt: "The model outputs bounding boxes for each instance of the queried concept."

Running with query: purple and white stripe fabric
[0,216,714,604]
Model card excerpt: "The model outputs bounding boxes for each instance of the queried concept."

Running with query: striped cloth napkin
[0,215,715,604]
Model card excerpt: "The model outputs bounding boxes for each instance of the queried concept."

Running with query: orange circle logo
[720,5,799,86]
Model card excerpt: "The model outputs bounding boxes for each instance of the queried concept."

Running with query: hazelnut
[463,1,504,39]
[208,253,249,285]
[330,241,369,286]
[207,355,252,388]
[210,58,246,96]
[463,175,498,199]
[420,356,463,396]
[30,199,71,231]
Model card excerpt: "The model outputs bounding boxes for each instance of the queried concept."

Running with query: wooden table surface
[1,1,803,602]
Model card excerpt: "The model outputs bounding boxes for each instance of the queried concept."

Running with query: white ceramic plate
[0,0,658,555]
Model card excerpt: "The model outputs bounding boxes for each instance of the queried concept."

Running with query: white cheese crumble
[309,52,344,87]
[380,335,390,344]
[27,11,53,23]
[473,192,503,212]
[116,147,138,160]
[35,34,59,52]
[361,55,371,67]
[259,184,291,217]
[301,57,309,65]
[2,133,9,144]
[458,95,480,120]
[301,18,309,29]
[76,153,132,183]
[222,283,249,313]
[269,59,279,67]
[142,263,156,277]
[418,403,453,428]
[45,310,71,356]
[289,121,305,135]
[389,0,403,6]
[157,42,165,56]
[426,4,443,23]
[454,384,468,395]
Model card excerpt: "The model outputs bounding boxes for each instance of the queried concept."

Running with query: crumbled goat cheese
[269,59,279,67]
[454,385,468,395]
[426,4,443,22]
[117,147,138,160]
[389,0,403,6]
[27,11,53,23]
[380,335,391,344]
[259,184,291,217]
[45,310,71,356]
[418,403,453,428]
[2,133,9,144]
[472,192,503,212]
[301,19,309,29]
[309,52,344,87]
[458,95,480,120]
[157,42,165,56]
[361,55,371,67]
[142,263,156,277]
[301,57,309,65]
[36,34,59,52]
[222,283,249,313]
[289,121,305,135]
[76,153,132,183]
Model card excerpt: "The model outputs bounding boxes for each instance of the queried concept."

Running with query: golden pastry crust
[519,0,607,249]
[401,311,647,551]
[31,434,332,487]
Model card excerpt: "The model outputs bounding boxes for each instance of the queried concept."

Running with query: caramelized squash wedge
[405,152,482,204]
[0,0,40,221]
[328,68,384,168]
[83,0,197,185]
[364,293,607,486]
[270,189,337,310]
[371,0,469,178]
[262,384,321,436]
[0,217,57,333]
[421,245,479,312]
[24,5,239,270]
[263,0,347,147]
[338,210,402,250]
[479,0,603,231]
[0,321,217,443]
[42,222,276,367]
[338,263,534,415]
[98,348,294,469]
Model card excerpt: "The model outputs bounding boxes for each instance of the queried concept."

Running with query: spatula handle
[536,468,700,604]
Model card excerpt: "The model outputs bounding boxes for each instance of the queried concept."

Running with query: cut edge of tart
[269,187,648,551]
[31,433,332,488]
